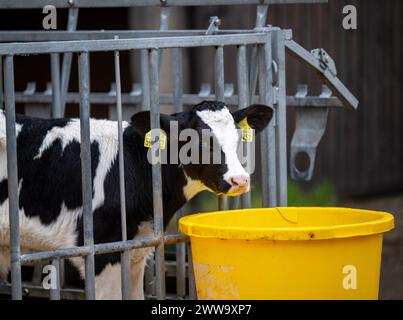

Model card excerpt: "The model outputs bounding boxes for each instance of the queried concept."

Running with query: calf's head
[131,101,273,197]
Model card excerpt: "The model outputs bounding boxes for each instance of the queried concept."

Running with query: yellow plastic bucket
[179,207,394,300]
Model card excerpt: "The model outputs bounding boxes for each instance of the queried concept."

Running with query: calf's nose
[230,175,249,188]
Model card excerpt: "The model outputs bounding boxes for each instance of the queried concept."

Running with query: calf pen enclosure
[0,0,358,300]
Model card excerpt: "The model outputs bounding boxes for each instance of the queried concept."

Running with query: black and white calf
[0,101,273,299]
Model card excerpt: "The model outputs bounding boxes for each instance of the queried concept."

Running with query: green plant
[188,180,336,212]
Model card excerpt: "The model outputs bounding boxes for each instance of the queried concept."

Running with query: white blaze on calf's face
[196,107,250,194]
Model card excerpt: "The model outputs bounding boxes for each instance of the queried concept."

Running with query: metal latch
[311,48,337,77]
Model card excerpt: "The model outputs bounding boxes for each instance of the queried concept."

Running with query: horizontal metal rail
[0,283,85,300]
[0,30,264,43]
[14,91,344,108]
[0,0,327,9]
[0,33,270,55]
[20,234,189,265]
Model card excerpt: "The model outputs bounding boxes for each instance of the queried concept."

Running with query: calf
[0,100,272,299]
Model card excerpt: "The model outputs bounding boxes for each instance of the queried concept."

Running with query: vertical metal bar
[141,50,150,111]
[4,55,22,300]
[0,58,3,109]
[60,7,79,116]
[149,48,166,300]
[50,53,62,118]
[237,45,252,209]
[249,5,269,104]
[49,258,61,300]
[173,48,183,113]
[78,52,96,300]
[272,30,288,206]
[143,47,153,296]
[172,47,186,299]
[158,6,171,70]
[59,259,65,289]
[215,46,228,211]
[259,40,277,207]
[114,42,132,300]
[187,243,196,300]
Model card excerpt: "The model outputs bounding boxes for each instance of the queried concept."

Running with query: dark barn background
[1,0,402,299]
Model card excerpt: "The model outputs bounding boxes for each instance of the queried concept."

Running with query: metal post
[149,48,166,300]
[141,50,150,111]
[259,40,277,207]
[60,7,79,116]
[215,45,228,211]
[142,47,153,297]
[4,55,22,300]
[78,52,96,300]
[0,58,3,109]
[272,30,288,206]
[237,45,252,209]
[114,43,132,300]
[187,243,196,299]
[249,5,269,103]
[49,258,61,300]
[50,53,61,118]
[172,47,186,299]
[158,6,171,70]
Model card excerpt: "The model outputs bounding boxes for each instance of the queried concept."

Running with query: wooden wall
[185,0,403,196]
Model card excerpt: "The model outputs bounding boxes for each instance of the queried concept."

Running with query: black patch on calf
[192,100,226,113]
[14,115,99,225]
[0,179,7,205]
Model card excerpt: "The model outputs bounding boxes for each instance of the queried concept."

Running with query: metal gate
[0,0,358,300]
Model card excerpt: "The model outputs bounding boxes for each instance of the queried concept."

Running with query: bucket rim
[178,207,394,241]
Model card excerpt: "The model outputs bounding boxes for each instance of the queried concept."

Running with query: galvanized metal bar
[142,46,153,297]
[3,55,22,300]
[114,43,132,300]
[141,50,150,111]
[20,234,189,265]
[0,58,3,109]
[0,283,85,300]
[272,30,288,206]
[249,5,269,104]
[14,90,344,108]
[0,0,327,9]
[259,40,277,207]
[237,45,252,209]
[187,243,196,299]
[172,47,186,299]
[173,48,183,113]
[149,48,166,300]
[215,46,228,211]
[49,258,61,300]
[0,33,270,55]
[78,52,96,300]
[0,30,262,42]
[60,7,79,116]
[50,53,62,118]
[158,6,171,70]
[21,246,92,264]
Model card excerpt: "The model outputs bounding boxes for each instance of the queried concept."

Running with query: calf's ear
[131,111,175,137]
[231,104,273,134]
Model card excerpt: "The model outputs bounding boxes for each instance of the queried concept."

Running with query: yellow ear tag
[144,129,167,150]
[239,117,254,142]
